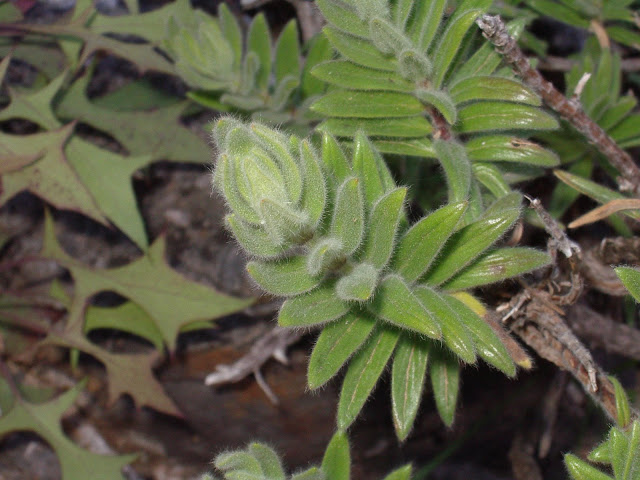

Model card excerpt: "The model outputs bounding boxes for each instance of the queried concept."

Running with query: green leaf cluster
[310,0,560,206]
[539,45,640,225]
[163,2,331,128]
[565,378,640,480]
[213,119,551,437]
[524,0,640,50]
[204,431,411,480]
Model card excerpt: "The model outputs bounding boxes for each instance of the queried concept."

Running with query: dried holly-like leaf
[56,71,210,163]
[42,213,253,351]
[0,125,108,225]
[47,328,181,415]
[8,5,174,74]
[0,70,153,248]
[0,380,136,480]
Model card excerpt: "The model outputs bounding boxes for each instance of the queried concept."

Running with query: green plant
[201,431,412,480]
[2,0,640,477]
[212,117,550,437]
[162,1,331,130]
[309,0,560,207]
[524,0,640,50]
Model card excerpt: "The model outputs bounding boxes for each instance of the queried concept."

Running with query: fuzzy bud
[212,119,325,252]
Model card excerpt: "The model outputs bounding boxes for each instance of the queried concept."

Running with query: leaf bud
[336,262,379,302]
[369,17,411,55]
[212,119,321,250]
[307,237,345,276]
[398,49,432,81]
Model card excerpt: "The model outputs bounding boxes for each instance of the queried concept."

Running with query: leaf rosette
[310,0,561,209]
[213,119,551,439]
[212,118,327,253]
[163,4,332,127]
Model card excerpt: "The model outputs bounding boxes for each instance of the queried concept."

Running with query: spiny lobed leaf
[0,380,137,480]
[213,120,550,435]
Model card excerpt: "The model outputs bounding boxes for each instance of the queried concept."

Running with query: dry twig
[204,326,303,404]
[477,14,640,196]
[493,198,633,421]
[568,303,640,361]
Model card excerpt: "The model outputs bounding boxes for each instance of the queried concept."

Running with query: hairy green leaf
[472,163,511,198]
[336,263,379,301]
[450,76,540,106]
[322,133,352,188]
[279,285,350,327]
[369,16,411,54]
[616,266,640,303]
[247,256,320,296]
[312,90,423,118]
[323,26,397,71]
[301,34,332,98]
[360,187,407,268]
[312,60,413,92]
[307,237,346,276]
[565,453,613,480]
[371,275,442,338]
[331,177,365,255]
[275,20,300,84]
[299,139,328,227]
[555,170,640,221]
[394,202,468,283]
[374,138,435,157]
[226,214,284,258]
[466,135,559,166]
[456,102,559,133]
[443,247,551,290]
[290,467,325,480]
[431,8,484,88]
[391,334,430,441]
[433,139,472,203]
[319,117,431,138]
[397,48,432,81]
[321,431,350,480]
[337,326,399,430]
[430,348,460,427]
[353,132,396,205]
[608,376,631,428]
[415,88,457,124]
[382,465,413,480]
[308,312,376,389]
[414,286,476,364]
[317,0,369,38]
[247,14,271,92]
[410,0,447,51]
[444,294,515,376]
[424,206,520,286]
[249,443,286,480]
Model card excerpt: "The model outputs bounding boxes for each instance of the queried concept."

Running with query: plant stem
[476,14,640,197]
